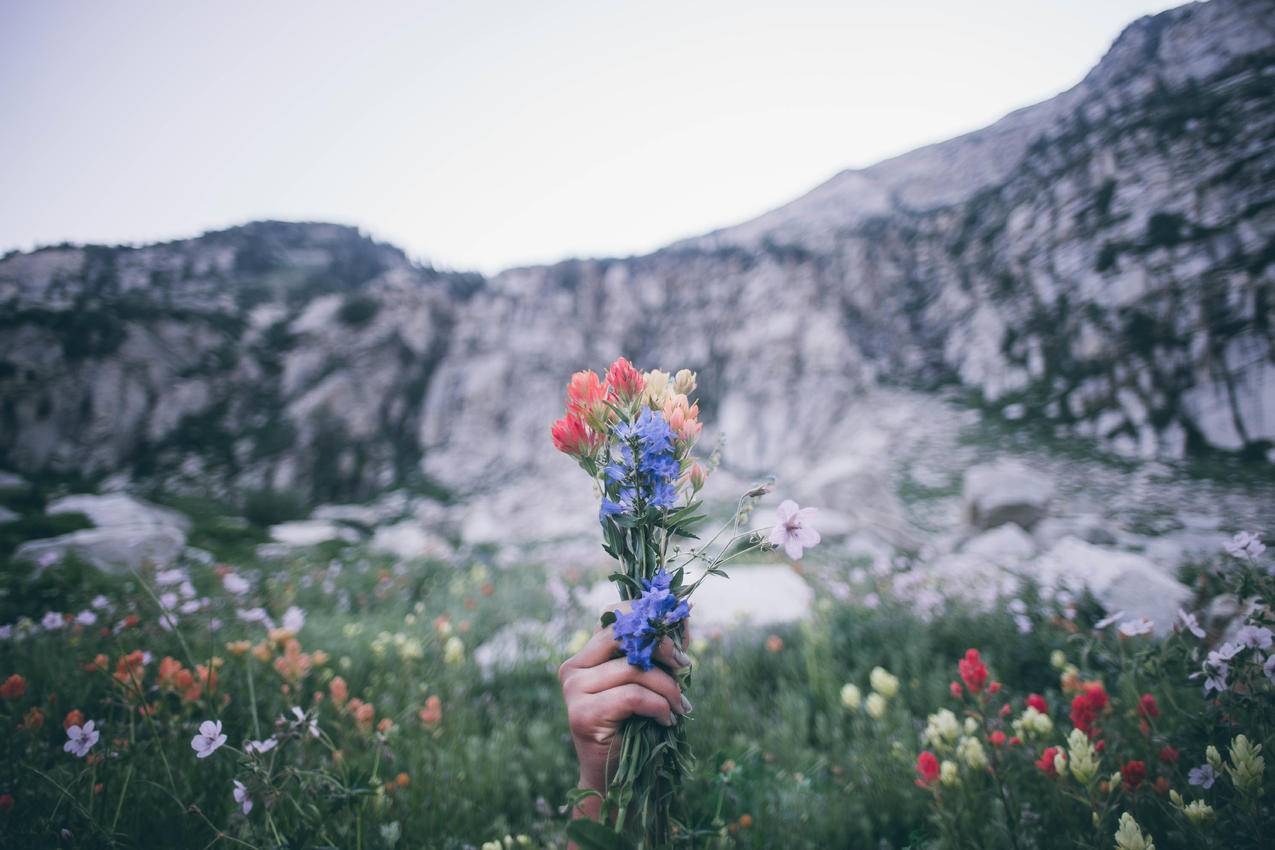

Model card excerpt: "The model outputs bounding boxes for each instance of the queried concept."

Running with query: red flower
[1121,760,1146,790]
[0,794,12,811]
[63,709,85,731]
[1069,682,1108,737]
[1158,745,1179,764]
[999,703,1012,718]
[565,370,609,420]
[0,674,25,701]
[915,751,940,788]
[950,681,963,699]
[1137,693,1160,719]
[604,357,644,403]
[1036,746,1061,777]
[1026,693,1048,714]
[958,649,988,694]
[988,681,1002,694]
[989,730,1006,747]
[551,414,602,457]
[1009,736,1022,746]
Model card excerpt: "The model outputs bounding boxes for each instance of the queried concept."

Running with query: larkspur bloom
[1224,531,1265,559]
[63,720,99,758]
[611,569,690,670]
[232,780,252,814]
[1188,763,1216,789]
[767,500,820,560]
[191,720,227,758]
[599,409,681,518]
[1176,608,1205,638]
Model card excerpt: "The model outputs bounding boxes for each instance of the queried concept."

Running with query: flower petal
[775,500,798,522]
[784,537,804,560]
[794,526,821,548]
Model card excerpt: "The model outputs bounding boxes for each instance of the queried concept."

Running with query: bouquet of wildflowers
[552,357,819,848]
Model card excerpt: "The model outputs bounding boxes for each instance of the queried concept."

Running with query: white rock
[368,521,451,560]
[963,460,1054,530]
[960,523,1037,564]
[576,564,813,634]
[0,471,29,489]
[1034,515,1117,548]
[0,506,19,524]
[1034,536,1191,635]
[46,493,191,532]
[268,520,360,547]
[15,526,187,574]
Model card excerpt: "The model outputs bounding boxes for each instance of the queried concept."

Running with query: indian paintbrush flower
[1113,812,1155,850]
[1226,734,1264,796]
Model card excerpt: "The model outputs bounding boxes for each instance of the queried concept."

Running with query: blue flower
[612,568,690,669]
[598,410,682,519]
[1188,764,1216,789]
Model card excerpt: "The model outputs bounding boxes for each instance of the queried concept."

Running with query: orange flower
[225,640,251,657]
[395,772,410,788]
[113,651,146,688]
[566,369,610,422]
[0,674,26,700]
[661,393,702,443]
[311,650,329,666]
[353,701,375,732]
[83,654,109,673]
[765,635,784,653]
[377,717,394,734]
[64,709,85,730]
[156,657,185,690]
[273,639,313,684]
[605,357,645,404]
[21,707,44,731]
[419,695,442,726]
[251,642,273,663]
[329,676,349,707]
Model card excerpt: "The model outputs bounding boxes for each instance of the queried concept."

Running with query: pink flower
[767,500,820,560]
[64,720,99,758]
[232,780,252,814]
[191,720,227,759]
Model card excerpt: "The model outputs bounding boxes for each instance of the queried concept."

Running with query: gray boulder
[963,460,1054,531]
[15,525,187,574]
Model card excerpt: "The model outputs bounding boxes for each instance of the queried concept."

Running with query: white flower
[74,610,97,626]
[1114,812,1154,850]
[1014,614,1033,634]
[839,683,861,711]
[158,592,178,611]
[41,611,65,631]
[865,693,886,719]
[245,737,277,756]
[191,720,228,758]
[223,573,250,595]
[767,500,820,560]
[232,779,252,814]
[91,595,111,610]
[1176,608,1205,639]
[444,636,465,665]
[289,707,320,738]
[1264,654,1275,685]
[178,580,197,599]
[923,709,961,747]
[1094,610,1125,630]
[155,568,186,586]
[869,666,899,698]
[282,606,305,634]
[179,599,203,615]
[1214,642,1243,661]
[956,736,988,770]
[1236,625,1273,650]
[1118,617,1154,637]
[64,720,100,758]
[1224,531,1265,560]
[236,607,274,629]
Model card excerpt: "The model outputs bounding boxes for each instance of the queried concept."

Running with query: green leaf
[600,610,617,628]
[565,819,635,850]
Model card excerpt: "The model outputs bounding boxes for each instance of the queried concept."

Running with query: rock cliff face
[1,0,1272,506]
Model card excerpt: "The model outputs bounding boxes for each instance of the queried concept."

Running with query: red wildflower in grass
[113,651,145,687]
[1137,693,1160,719]
[1094,739,1106,752]
[1009,736,1022,746]
[1070,682,1108,737]
[1158,745,1179,764]
[604,357,645,403]
[551,414,603,457]
[1026,693,1048,714]
[419,695,442,726]
[1036,746,1061,777]
[989,730,1006,747]
[1121,760,1147,790]
[0,793,12,811]
[988,681,1002,694]
[999,703,1012,718]
[0,674,25,700]
[915,751,940,787]
[64,709,85,731]
[950,681,963,699]
[329,676,349,707]
[958,649,988,694]
[21,707,43,731]
[1153,776,1170,795]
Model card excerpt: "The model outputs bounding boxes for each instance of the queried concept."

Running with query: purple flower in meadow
[1214,642,1243,662]
[1188,763,1216,789]
[41,611,65,631]
[282,606,306,634]
[1118,617,1154,636]
[74,611,96,626]
[1224,531,1265,559]
[245,737,277,756]
[1264,654,1275,685]
[155,568,186,586]
[191,720,228,758]
[1202,658,1230,696]
[768,500,820,560]
[64,720,100,758]
[1236,624,1273,650]
[232,780,253,814]
[1176,608,1205,638]
[1094,610,1125,630]
[223,573,250,595]
[91,595,110,610]
[0,624,11,640]
[37,551,59,568]
[289,707,320,738]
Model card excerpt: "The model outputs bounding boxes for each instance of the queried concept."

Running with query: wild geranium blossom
[1118,617,1154,637]
[245,737,277,756]
[1177,608,1205,638]
[41,612,65,631]
[1235,624,1273,649]
[768,500,820,560]
[282,606,306,634]
[1188,763,1216,789]
[1224,531,1265,559]
[289,707,320,738]
[191,720,227,758]
[64,720,99,758]
[232,780,253,814]
[223,573,250,595]
[1094,610,1125,630]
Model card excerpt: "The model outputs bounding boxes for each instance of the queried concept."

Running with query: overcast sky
[1,0,1183,273]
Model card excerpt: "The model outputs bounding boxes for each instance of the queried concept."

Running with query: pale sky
[1,0,1183,273]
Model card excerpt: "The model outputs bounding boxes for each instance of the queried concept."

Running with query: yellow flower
[1206,744,1222,771]
[673,369,696,395]
[940,760,959,786]
[869,667,899,698]
[1226,734,1265,796]
[1067,728,1100,786]
[956,736,987,771]
[225,640,251,657]
[865,693,886,719]
[1014,706,1052,738]
[642,370,671,406]
[444,636,465,665]
[1114,812,1155,850]
[1050,649,1067,669]
[1183,800,1214,825]
[840,684,862,711]
[923,709,960,749]
[964,717,979,736]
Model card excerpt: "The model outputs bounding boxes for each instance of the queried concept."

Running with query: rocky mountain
[1,0,1273,515]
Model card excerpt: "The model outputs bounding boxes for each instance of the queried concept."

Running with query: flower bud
[673,368,696,395]
[840,684,861,711]
[1206,745,1222,771]
[865,693,886,719]
[1113,812,1154,850]
[1226,734,1265,796]
[869,667,899,699]
[940,760,959,786]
